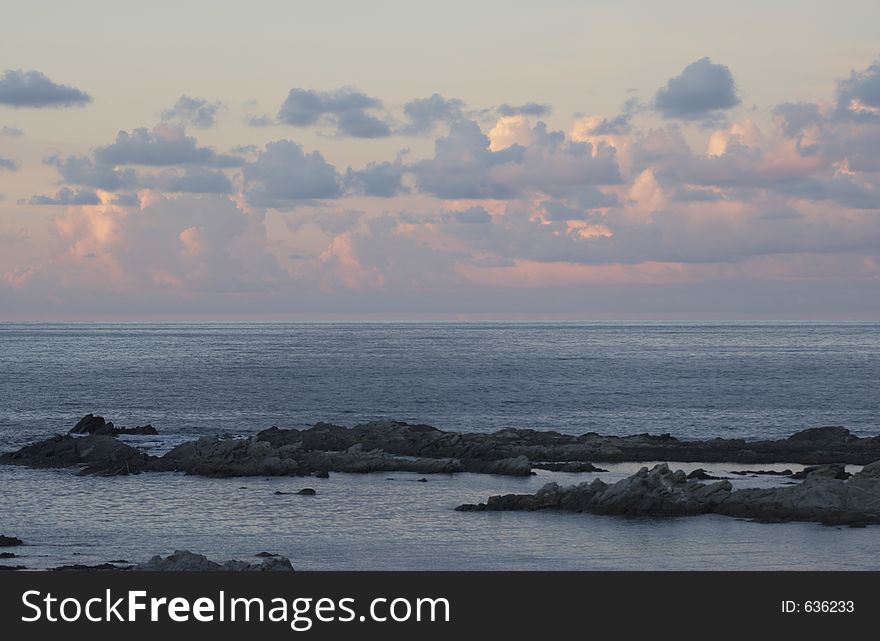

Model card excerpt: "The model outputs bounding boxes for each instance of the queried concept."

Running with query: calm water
[1,322,878,570]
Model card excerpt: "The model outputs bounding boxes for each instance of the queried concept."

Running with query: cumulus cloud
[413,119,620,199]
[243,140,342,207]
[277,88,391,138]
[0,126,23,137]
[33,194,286,298]
[45,154,138,191]
[451,206,492,224]
[399,94,464,134]
[654,57,740,122]
[161,95,222,129]
[139,168,233,194]
[344,159,407,197]
[836,58,880,121]
[28,187,101,206]
[94,124,244,167]
[7,58,880,318]
[497,102,550,117]
[245,114,275,127]
[0,157,18,171]
[0,69,92,108]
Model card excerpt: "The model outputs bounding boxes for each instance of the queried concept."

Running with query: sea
[1,321,878,570]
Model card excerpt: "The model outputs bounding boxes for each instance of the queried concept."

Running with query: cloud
[451,206,492,224]
[45,154,138,191]
[34,194,286,298]
[243,140,342,207]
[245,114,275,127]
[497,102,550,117]
[0,157,18,171]
[277,88,391,138]
[654,57,740,122]
[413,119,621,199]
[161,95,222,129]
[836,58,880,121]
[94,124,244,167]
[0,126,23,137]
[399,94,465,134]
[344,159,407,197]
[139,168,233,194]
[0,69,92,108]
[28,187,101,205]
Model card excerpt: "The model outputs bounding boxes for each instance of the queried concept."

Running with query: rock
[0,565,26,571]
[791,464,850,480]
[417,477,428,482]
[729,469,793,476]
[855,461,880,479]
[0,434,150,475]
[787,426,856,443]
[69,414,158,437]
[0,536,24,547]
[52,563,132,571]
[457,462,880,526]
[7,415,880,482]
[532,462,608,473]
[70,414,114,435]
[297,488,316,495]
[462,455,533,476]
[255,552,279,558]
[687,468,719,480]
[314,470,330,479]
[0,552,16,558]
[115,425,159,436]
[135,550,293,572]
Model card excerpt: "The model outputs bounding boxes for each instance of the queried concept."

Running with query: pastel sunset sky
[1,0,879,319]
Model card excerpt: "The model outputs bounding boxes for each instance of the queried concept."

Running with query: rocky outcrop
[4,416,879,480]
[0,434,150,475]
[253,421,880,466]
[148,435,469,477]
[70,414,158,436]
[135,550,293,572]
[0,536,23,547]
[457,462,880,526]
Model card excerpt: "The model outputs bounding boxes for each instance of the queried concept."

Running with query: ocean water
[1,322,879,570]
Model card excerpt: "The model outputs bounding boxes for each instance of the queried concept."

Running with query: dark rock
[297,488,316,495]
[730,469,793,476]
[417,477,428,482]
[255,552,279,558]
[69,414,158,437]
[791,464,851,480]
[70,414,114,435]
[314,470,330,478]
[787,426,856,444]
[115,425,159,436]
[0,536,23,547]
[533,462,608,473]
[687,468,720,480]
[52,563,132,571]
[0,434,150,476]
[0,565,27,571]
[457,460,880,526]
[8,415,880,482]
[135,550,293,572]
[0,552,16,559]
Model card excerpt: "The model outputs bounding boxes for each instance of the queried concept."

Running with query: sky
[1,0,879,320]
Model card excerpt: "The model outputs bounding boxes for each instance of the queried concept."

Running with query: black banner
[0,571,875,638]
